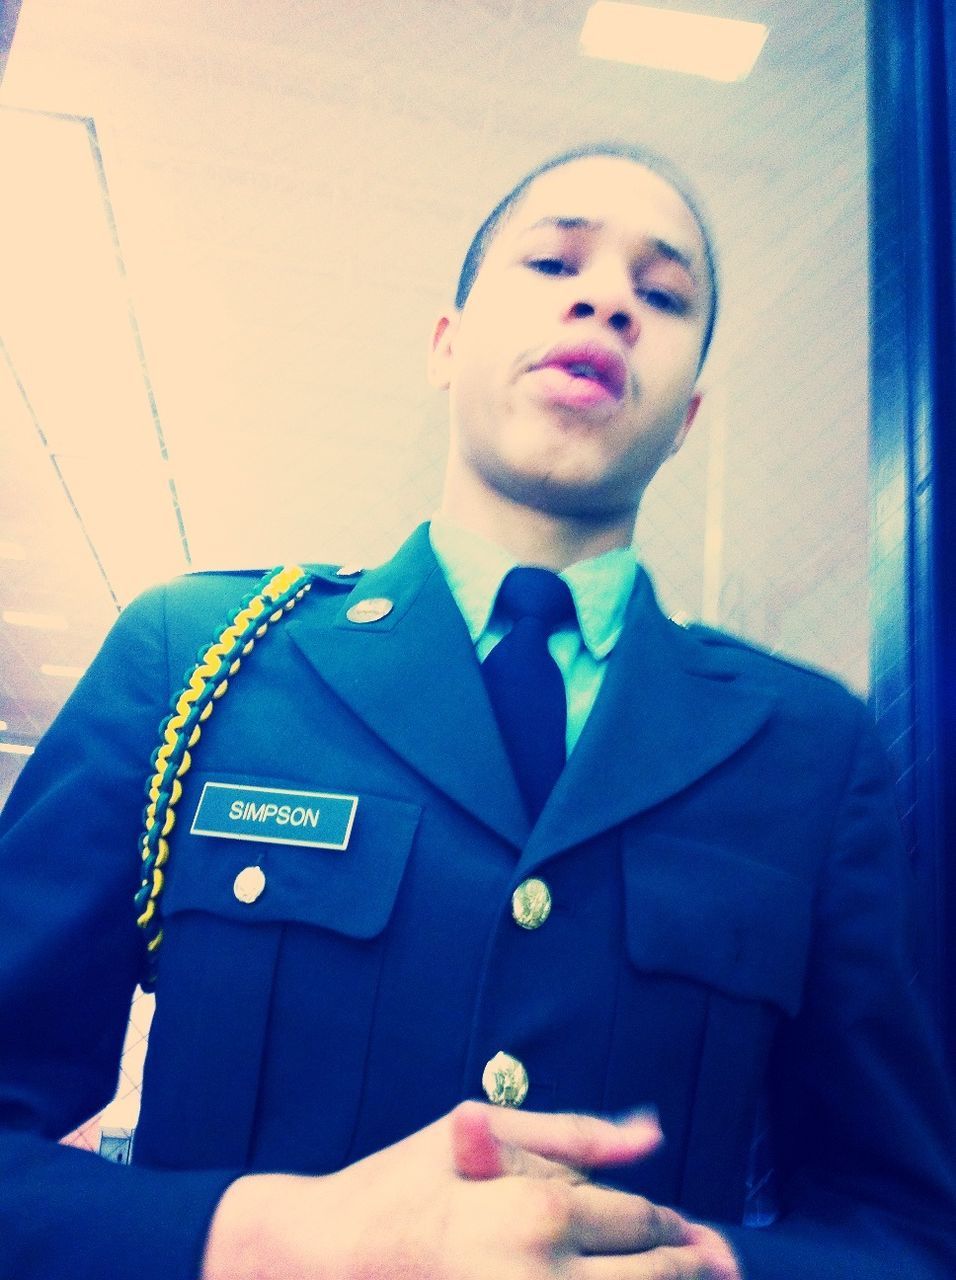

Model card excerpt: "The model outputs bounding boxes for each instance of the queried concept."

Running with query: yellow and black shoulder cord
[134,564,315,991]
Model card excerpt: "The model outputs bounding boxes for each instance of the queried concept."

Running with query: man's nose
[564,277,638,346]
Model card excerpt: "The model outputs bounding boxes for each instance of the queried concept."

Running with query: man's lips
[528,343,628,401]
[527,367,620,411]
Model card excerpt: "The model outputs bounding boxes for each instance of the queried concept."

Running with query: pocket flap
[164,774,422,939]
[623,835,812,1016]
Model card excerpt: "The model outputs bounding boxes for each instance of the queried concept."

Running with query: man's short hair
[454,142,719,367]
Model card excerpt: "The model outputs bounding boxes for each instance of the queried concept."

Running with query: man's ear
[669,390,702,456]
[428,310,460,390]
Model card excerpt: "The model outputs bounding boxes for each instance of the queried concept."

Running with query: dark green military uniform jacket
[0,523,954,1279]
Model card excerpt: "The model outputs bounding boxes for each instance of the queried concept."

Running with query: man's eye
[639,287,690,315]
[527,257,574,276]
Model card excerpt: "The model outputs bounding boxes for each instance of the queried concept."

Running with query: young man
[1,146,954,1280]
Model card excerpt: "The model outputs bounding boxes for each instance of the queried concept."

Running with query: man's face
[430,156,710,521]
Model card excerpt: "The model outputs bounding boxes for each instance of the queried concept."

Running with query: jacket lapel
[519,572,778,873]
[288,528,775,862]
[286,524,530,848]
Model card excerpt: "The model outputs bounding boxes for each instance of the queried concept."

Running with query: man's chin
[488,466,640,525]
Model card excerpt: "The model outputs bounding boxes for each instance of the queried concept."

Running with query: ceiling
[0,0,871,804]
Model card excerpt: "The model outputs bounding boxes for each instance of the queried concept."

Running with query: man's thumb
[449,1101,509,1179]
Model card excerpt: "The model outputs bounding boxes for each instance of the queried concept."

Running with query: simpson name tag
[190,782,358,850]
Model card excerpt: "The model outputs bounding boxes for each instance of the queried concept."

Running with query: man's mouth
[532,344,627,398]
[528,343,628,408]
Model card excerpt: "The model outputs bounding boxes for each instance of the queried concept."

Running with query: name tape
[190,782,358,850]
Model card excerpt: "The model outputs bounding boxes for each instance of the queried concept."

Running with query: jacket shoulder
[160,561,363,609]
[181,560,365,587]
[674,616,862,704]
[181,560,365,583]
[118,561,365,649]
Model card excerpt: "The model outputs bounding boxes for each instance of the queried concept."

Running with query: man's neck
[437,481,637,571]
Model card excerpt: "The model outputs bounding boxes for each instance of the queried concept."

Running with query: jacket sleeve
[0,585,237,1280]
[722,703,956,1279]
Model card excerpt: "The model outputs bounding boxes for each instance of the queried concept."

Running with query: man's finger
[449,1102,588,1182]
[449,1100,508,1178]
[570,1182,695,1254]
[579,1244,737,1279]
[451,1101,663,1174]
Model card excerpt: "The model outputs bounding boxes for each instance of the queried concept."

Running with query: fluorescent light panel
[54,454,189,606]
[0,541,27,560]
[1,110,190,607]
[581,3,768,82]
[0,743,34,756]
[40,663,84,679]
[2,609,68,630]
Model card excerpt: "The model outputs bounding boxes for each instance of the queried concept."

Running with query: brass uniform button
[482,1051,529,1107]
[233,866,266,904]
[511,878,552,930]
[336,562,364,577]
[346,597,394,624]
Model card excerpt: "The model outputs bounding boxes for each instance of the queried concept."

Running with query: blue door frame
[868,0,956,1065]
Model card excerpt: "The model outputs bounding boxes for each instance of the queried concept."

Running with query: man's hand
[452,1102,742,1280]
[202,1102,741,1280]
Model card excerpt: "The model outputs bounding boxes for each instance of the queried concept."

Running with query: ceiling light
[53,454,190,605]
[580,3,768,82]
[0,742,34,756]
[3,609,68,630]
[0,110,191,606]
[0,720,7,732]
[0,541,26,559]
[40,663,84,679]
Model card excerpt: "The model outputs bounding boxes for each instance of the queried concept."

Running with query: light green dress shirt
[429,517,637,755]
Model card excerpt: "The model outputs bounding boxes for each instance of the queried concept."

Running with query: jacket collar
[517,571,777,873]
[287,525,777,860]
[288,524,531,847]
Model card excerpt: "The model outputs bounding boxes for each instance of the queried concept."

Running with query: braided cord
[135,565,315,990]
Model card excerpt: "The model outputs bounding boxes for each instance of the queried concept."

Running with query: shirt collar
[429,516,637,660]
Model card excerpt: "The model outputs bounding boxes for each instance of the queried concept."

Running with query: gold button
[482,1051,529,1107]
[233,866,266,904]
[336,562,364,577]
[346,597,393,624]
[511,878,552,930]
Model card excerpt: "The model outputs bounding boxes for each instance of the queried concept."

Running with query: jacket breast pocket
[612,834,814,1219]
[622,834,812,1018]
[135,773,422,1174]
[163,774,422,936]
